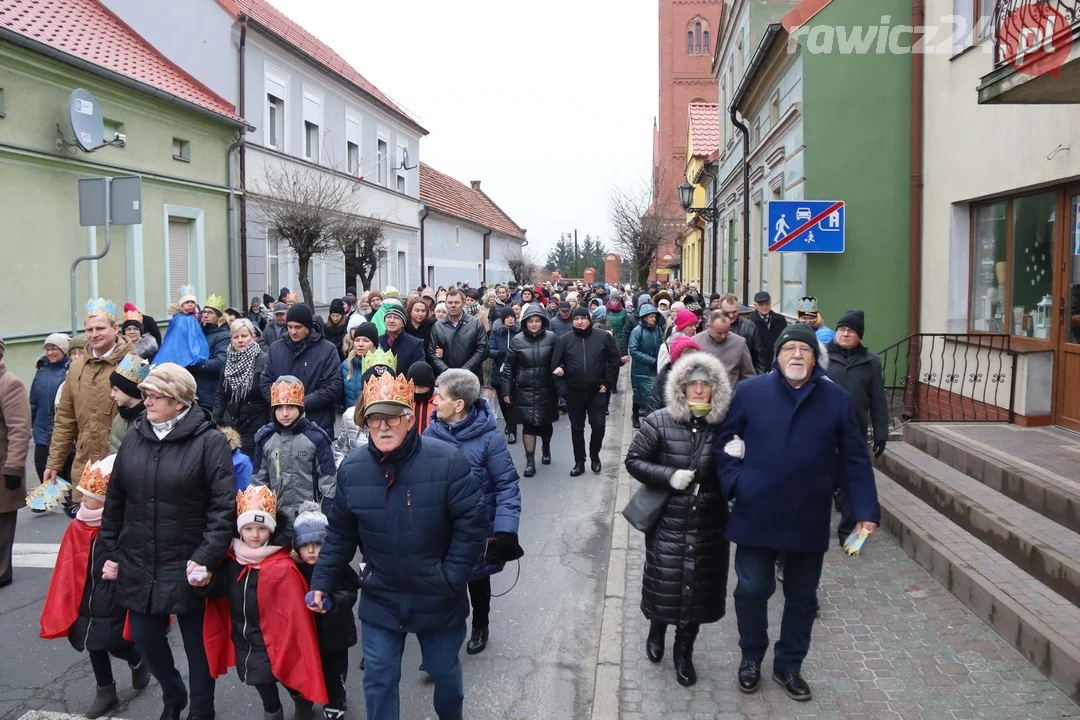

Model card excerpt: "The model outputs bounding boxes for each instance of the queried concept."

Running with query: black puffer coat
[213,351,271,457]
[297,561,359,653]
[68,530,133,653]
[625,353,733,628]
[220,557,272,685]
[100,406,236,615]
[502,305,559,427]
[260,321,343,437]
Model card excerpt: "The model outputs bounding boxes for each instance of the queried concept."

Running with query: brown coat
[47,338,132,479]
[0,361,31,513]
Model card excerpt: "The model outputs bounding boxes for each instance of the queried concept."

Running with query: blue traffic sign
[768,200,845,253]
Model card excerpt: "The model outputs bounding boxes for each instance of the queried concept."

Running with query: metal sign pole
[70,177,113,334]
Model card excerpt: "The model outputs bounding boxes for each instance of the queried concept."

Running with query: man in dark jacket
[260,304,343,437]
[426,288,488,384]
[713,323,880,703]
[826,310,889,541]
[188,296,230,412]
[379,302,425,372]
[552,307,620,476]
[720,294,766,375]
[308,371,486,720]
[549,302,574,337]
[751,291,789,369]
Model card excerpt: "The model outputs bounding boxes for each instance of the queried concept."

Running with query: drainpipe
[731,108,751,305]
[482,230,491,286]
[419,206,429,286]
[226,133,243,308]
[238,15,249,302]
[909,0,924,337]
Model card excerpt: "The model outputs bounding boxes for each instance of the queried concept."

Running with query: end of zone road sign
[768,200,845,253]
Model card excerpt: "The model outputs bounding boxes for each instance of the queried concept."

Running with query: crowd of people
[0,274,891,719]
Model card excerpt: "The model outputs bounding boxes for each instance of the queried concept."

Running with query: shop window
[971,202,1007,333]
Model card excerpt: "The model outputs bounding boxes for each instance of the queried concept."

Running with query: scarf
[152,406,190,440]
[689,402,712,417]
[223,344,261,403]
[231,538,284,566]
[117,401,144,421]
[75,504,103,527]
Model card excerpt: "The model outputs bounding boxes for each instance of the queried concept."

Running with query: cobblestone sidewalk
[619,520,1078,719]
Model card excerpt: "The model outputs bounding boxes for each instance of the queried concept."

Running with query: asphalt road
[0,385,626,720]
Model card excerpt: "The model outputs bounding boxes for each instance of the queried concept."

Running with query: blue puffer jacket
[341,356,365,409]
[425,399,521,580]
[629,305,664,406]
[29,355,69,446]
[310,431,487,634]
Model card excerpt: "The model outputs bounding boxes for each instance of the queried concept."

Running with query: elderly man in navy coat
[713,322,880,703]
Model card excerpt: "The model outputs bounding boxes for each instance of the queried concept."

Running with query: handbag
[621,484,672,533]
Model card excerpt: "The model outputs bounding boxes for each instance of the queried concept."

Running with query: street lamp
[677,180,719,221]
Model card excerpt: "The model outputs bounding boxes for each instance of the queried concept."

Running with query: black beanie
[329,298,345,315]
[774,322,820,360]
[836,310,865,338]
[110,369,142,400]
[407,360,435,388]
[353,321,378,345]
[571,306,591,321]
[285,303,314,329]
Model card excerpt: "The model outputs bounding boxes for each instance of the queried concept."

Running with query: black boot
[569,462,585,477]
[291,693,315,720]
[541,437,551,465]
[524,453,536,477]
[646,621,666,663]
[506,430,517,445]
[466,626,489,654]
[673,625,699,687]
[570,428,586,476]
[631,410,640,429]
[158,700,186,720]
[589,424,605,472]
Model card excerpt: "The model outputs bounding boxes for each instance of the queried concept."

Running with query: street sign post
[768,200,845,253]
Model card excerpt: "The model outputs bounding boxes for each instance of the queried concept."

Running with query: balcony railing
[877,334,1017,433]
[993,0,1080,66]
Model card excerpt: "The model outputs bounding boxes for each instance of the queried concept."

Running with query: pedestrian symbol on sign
[773,214,790,243]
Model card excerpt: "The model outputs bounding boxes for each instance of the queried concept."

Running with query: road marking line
[13,542,60,568]
[19,712,131,720]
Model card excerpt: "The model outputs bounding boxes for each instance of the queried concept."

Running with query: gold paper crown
[285,292,300,303]
[78,454,116,500]
[363,372,414,411]
[115,353,150,384]
[204,294,226,314]
[237,485,277,521]
[85,297,117,322]
[362,348,397,375]
[123,309,143,325]
[270,376,305,407]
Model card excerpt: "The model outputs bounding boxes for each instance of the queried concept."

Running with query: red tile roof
[419,163,525,241]
[229,0,427,135]
[0,0,245,125]
[688,103,720,157]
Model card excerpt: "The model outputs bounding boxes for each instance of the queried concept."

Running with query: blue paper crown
[85,297,117,321]
[178,284,197,303]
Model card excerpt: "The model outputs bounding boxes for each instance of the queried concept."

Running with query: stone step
[878,442,1080,608]
[875,469,1080,703]
[904,423,1080,534]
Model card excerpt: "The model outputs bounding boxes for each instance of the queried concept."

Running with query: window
[687,31,694,54]
[397,251,407,290]
[721,80,728,145]
[970,192,1056,337]
[267,94,284,149]
[397,175,406,193]
[0,88,5,118]
[427,265,435,288]
[770,90,781,125]
[751,118,761,147]
[396,144,408,193]
[167,218,191,302]
[455,227,461,246]
[346,113,361,175]
[695,22,702,53]
[953,0,995,52]
[302,89,321,163]
[377,138,388,185]
[267,230,280,295]
[172,138,190,161]
[704,31,710,54]
[304,121,319,162]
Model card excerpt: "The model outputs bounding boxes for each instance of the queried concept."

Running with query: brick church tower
[653,0,722,281]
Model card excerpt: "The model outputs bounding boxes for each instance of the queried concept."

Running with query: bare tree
[504,247,540,285]
[608,180,668,287]
[332,216,389,293]
[251,160,358,305]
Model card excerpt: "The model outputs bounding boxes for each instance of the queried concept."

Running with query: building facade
[681,103,720,285]
[0,0,247,384]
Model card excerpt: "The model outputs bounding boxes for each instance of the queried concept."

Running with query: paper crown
[363,372,414,413]
[270,375,305,407]
[122,309,143,326]
[85,297,117,322]
[178,284,198,305]
[204,294,226,314]
[115,353,151,385]
[362,348,397,375]
[797,296,819,315]
[78,454,117,501]
[285,292,300,303]
[236,485,278,533]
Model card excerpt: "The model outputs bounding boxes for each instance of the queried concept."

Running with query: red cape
[40,520,97,639]
[203,550,328,704]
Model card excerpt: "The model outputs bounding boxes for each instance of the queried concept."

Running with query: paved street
[0,387,625,720]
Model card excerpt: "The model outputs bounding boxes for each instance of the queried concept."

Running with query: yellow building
[680,103,720,286]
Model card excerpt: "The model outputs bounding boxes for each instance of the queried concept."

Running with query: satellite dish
[69,88,104,152]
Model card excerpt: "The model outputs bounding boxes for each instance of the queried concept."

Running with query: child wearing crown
[209,486,327,719]
[154,285,211,367]
[107,353,150,453]
[39,455,150,718]
[251,376,337,544]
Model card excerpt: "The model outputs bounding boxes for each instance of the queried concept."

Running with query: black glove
[4,475,21,491]
[873,440,887,458]
[485,532,524,565]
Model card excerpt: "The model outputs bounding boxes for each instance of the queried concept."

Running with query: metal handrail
[993,0,1080,66]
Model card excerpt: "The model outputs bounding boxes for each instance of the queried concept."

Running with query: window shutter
[303,94,319,125]
[266,73,286,100]
[168,218,190,302]
[346,117,360,146]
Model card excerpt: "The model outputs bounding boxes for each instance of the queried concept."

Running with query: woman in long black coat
[99,363,235,720]
[624,351,732,688]
[501,303,558,478]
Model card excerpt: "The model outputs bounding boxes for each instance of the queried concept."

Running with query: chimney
[470,180,481,191]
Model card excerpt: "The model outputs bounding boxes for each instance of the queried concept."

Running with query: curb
[590,366,633,720]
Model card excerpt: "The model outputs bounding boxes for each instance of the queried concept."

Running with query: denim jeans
[361,620,467,720]
[733,545,824,674]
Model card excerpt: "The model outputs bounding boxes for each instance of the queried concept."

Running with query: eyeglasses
[365,413,405,428]
[141,391,168,403]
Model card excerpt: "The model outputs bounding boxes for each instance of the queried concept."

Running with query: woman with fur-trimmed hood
[624,351,732,688]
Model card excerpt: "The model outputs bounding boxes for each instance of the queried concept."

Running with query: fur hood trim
[135,333,158,360]
[665,352,732,425]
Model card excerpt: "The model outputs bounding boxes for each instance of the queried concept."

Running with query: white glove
[101,560,118,581]
[669,469,695,491]
[724,435,745,459]
[186,564,208,585]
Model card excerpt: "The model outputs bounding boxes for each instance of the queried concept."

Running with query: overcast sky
[269,0,659,260]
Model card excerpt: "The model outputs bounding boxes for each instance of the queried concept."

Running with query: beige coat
[0,361,31,513]
[47,337,132,481]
